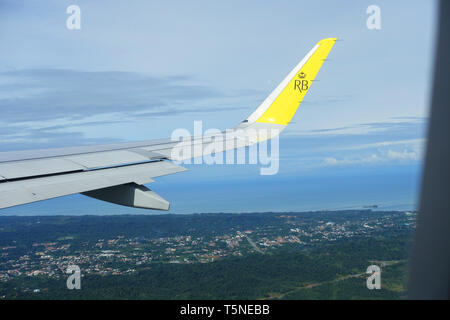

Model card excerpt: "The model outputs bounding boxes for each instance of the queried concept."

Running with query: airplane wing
[0,38,336,211]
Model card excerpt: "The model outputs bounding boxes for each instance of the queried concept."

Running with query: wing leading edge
[0,38,337,210]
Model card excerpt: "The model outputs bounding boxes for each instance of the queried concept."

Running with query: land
[0,210,416,299]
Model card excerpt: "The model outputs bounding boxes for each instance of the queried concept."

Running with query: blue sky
[0,0,438,215]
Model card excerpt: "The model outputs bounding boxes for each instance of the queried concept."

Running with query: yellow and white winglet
[242,38,337,128]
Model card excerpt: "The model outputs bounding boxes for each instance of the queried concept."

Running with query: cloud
[386,149,420,161]
[321,147,422,167]
[0,125,121,151]
[288,117,428,137]
[0,68,259,150]
[0,69,428,164]
[301,95,352,106]
[276,130,426,174]
[322,154,381,166]
[331,138,426,152]
[0,68,228,123]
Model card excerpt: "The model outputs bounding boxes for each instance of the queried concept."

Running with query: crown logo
[298,72,306,79]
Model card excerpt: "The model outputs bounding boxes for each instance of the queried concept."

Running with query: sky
[0,0,438,215]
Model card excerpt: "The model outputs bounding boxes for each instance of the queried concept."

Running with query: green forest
[1,235,411,300]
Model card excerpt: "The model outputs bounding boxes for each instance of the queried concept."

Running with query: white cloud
[321,147,421,167]
[386,149,420,161]
[286,117,428,137]
[339,138,426,151]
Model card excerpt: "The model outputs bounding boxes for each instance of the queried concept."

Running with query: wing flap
[64,150,152,168]
[0,160,186,209]
[0,158,85,180]
[0,149,169,180]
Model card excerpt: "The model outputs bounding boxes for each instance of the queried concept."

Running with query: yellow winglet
[254,38,337,125]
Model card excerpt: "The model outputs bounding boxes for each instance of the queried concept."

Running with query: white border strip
[246,44,320,123]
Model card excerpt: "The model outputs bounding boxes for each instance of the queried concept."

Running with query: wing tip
[317,37,338,45]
